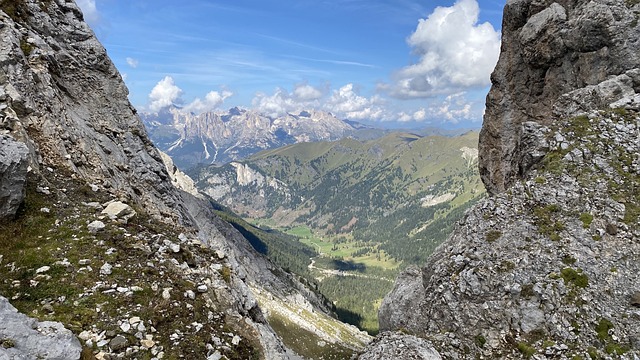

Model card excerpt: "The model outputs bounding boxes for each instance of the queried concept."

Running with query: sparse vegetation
[0,173,261,359]
[533,204,565,241]
[560,267,589,288]
[474,335,486,348]
[1,339,15,349]
[562,255,577,265]
[579,213,593,228]
[517,342,536,358]
[485,230,502,242]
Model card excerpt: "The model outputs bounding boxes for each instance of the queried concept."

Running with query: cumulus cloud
[325,84,386,120]
[148,76,183,112]
[293,83,324,101]
[252,84,325,117]
[428,92,474,123]
[386,0,500,98]
[126,57,139,68]
[76,0,100,26]
[184,90,233,114]
[253,89,302,117]
[251,83,385,120]
[397,108,428,122]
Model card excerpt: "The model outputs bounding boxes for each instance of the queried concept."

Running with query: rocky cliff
[0,1,365,359]
[360,0,640,358]
[479,0,640,194]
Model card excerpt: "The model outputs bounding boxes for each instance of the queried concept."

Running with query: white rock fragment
[161,288,171,300]
[197,284,208,293]
[184,290,196,300]
[231,335,241,345]
[99,263,112,275]
[101,201,135,221]
[35,266,50,274]
[140,339,155,349]
[207,351,222,360]
[120,322,131,332]
[88,220,106,233]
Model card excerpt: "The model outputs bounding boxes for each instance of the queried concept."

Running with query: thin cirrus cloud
[382,0,500,99]
[125,57,139,68]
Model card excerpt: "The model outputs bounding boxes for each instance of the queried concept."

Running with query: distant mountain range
[141,107,476,169]
[140,107,357,168]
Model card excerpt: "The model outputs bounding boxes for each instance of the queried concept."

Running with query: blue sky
[77,0,504,129]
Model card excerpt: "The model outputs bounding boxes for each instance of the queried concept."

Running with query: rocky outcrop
[0,134,28,219]
[0,0,187,225]
[357,332,441,360]
[0,295,82,359]
[362,0,640,358]
[479,0,640,194]
[368,102,640,359]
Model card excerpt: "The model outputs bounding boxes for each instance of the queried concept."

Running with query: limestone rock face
[0,0,187,224]
[479,0,640,194]
[0,135,28,219]
[0,296,82,359]
[357,332,441,360]
[364,0,640,357]
[372,105,640,358]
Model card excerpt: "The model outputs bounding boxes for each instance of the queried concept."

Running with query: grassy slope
[0,172,261,359]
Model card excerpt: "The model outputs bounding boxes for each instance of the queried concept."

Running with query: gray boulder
[0,296,82,359]
[357,332,441,360]
[0,135,29,220]
[479,0,640,194]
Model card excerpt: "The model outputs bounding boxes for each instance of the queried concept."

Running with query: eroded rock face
[357,332,441,360]
[367,0,640,357]
[0,296,82,359]
[479,0,640,194]
[0,135,28,219]
[0,0,187,224]
[374,106,640,358]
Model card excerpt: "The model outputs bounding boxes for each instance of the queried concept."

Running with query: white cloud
[293,83,323,101]
[397,108,429,122]
[76,0,100,26]
[252,84,325,117]
[386,0,500,98]
[148,76,183,112]
[252,88,301,117]
[251,83,386,120]
[325,83,386,120]
[428,92,474,123]
[184,90,233,114]
[126,57,139,68]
